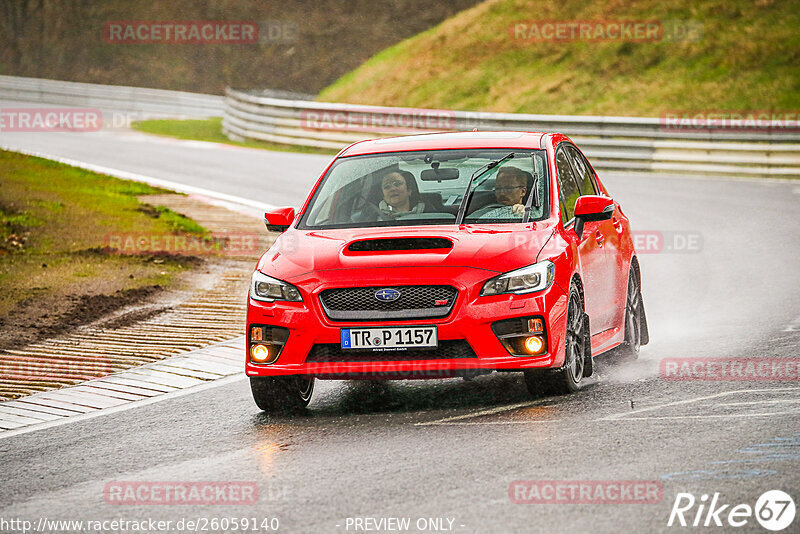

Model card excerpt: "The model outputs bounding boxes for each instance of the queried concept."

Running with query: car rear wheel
[616,265,643,360]
[524,285,587,396]
[250,376,314,413]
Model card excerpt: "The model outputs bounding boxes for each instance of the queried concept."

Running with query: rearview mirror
[420,168,460,181]
[264,207,295,233]
[573,196,614,238]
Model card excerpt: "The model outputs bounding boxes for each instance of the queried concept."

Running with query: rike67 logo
[668,490,795,531]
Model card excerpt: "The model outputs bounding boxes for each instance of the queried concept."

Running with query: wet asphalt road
[0,111,799,533]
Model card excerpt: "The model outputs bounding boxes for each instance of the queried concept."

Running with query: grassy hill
[318,0,800,116]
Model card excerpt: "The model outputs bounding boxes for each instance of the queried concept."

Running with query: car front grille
[319,285,458,321]
[305,340,477,362]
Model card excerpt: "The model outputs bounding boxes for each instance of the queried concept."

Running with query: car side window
[566,145,598,196]
[556,147,581,223]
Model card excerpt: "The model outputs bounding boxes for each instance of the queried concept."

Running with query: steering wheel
[474,203,516,217]
[351,200,390,222]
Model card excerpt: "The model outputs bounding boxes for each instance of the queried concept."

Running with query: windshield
[299,149,549,229]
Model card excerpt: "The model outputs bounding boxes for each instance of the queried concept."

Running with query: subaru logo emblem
[375,288,401,302]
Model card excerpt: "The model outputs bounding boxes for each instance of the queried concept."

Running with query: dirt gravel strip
[1,191,276,402]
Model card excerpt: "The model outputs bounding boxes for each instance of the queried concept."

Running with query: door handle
[612,216,624,233]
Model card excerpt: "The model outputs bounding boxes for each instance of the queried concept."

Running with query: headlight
[250,271,303,302]
[480,260,555,296]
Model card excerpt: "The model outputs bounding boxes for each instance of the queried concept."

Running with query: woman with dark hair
[379,170,425,217]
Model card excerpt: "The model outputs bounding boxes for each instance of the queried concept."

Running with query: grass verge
[131,118,339,156]
[0,150,207,349]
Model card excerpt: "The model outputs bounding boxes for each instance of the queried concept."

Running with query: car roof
[339,131,548,157]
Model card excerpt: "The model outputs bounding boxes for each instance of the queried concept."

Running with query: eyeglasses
[382,180,406,190]
[494,186,525,193]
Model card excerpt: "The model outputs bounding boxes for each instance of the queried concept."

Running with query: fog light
[524,336,545,354]
[491,316,548,356]
[250,344,270,363]
[248,325,289,364]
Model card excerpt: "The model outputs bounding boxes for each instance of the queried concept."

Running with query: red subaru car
[246,132,648,411]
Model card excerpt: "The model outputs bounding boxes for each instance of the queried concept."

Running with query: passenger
[379,170,425,217]
[471,166,528,219]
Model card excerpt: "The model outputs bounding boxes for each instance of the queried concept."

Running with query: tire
[524,284,587,396]
[250,376,314,413]
[616,264,643,361]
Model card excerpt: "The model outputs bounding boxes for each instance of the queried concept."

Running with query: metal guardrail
[223,87,800,178]
[1,76,796,178]
[0,75,224,118]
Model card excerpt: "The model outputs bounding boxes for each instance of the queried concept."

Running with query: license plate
[341,326,438,350]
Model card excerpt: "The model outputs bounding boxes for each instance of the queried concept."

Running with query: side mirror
[264,207,295,233]
[573,196,614,238]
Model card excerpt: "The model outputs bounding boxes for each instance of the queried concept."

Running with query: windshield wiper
[455,152,515,224]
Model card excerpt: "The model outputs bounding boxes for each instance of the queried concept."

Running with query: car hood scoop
[347,237,453,253]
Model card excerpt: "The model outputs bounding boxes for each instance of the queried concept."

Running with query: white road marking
[417,420,559,426]
[717,399,800,407]
[415,400,552,426]
[0,411,43,426]
[0,405,62,422]
[416,389,800,427]
[99,375,177,393]
[784,315,800,332]
[598,387,800,422]
[13,397,95,414]
[605,411,800,421]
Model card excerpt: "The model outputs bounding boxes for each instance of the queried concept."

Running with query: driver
[470,166,528,219]
[379,170,425,217]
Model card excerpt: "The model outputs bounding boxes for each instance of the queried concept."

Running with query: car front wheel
[524,284,588,396]
[250,376,314,413]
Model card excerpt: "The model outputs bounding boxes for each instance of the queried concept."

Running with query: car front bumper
[245,266,570,379]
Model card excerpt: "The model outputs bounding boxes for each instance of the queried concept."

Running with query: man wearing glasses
[470,166,528,219]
